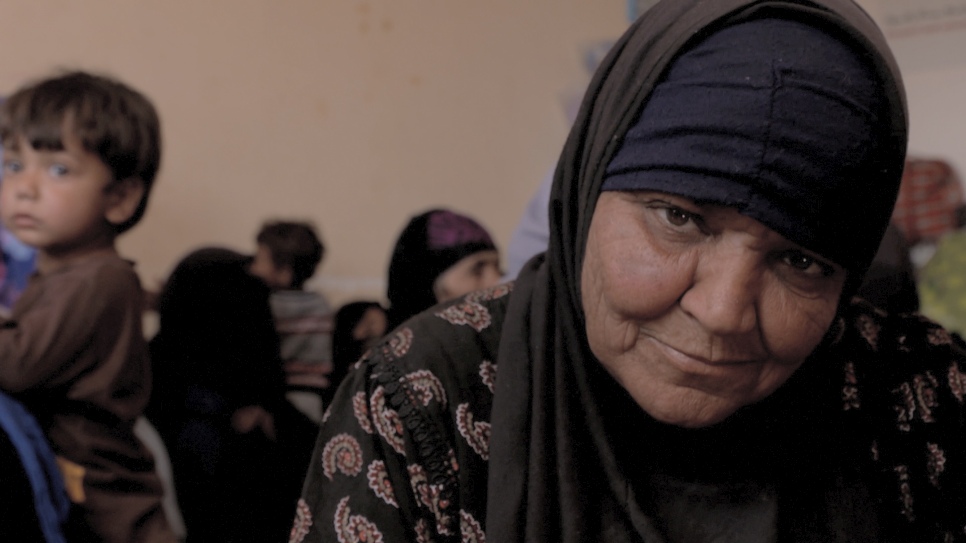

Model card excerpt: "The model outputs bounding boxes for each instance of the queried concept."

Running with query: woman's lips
[647,335,760,370]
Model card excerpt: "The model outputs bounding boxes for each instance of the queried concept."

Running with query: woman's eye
[781,250,833,277]
[665,207,693,226]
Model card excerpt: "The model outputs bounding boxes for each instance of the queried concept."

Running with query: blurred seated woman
[293,1,966,542]
[148,247,313,543]
[327,301,388,407]
[385,208,502,330]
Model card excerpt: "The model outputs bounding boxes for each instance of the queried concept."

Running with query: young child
[0,71,175,542]
[249,220,334,423]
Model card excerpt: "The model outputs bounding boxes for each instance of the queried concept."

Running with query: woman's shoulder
[369,283,514,379]
[832,299,966,536]
[832,298,965,403]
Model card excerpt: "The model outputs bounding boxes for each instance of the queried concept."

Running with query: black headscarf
[486,1,906,542]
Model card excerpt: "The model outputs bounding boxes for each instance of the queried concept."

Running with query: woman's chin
[638,393,741,429]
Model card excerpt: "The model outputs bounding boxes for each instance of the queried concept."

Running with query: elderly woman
[293,0,966,541]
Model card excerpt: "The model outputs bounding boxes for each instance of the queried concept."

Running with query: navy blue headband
[602,17,886,273]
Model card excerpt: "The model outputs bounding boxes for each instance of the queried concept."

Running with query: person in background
[504,170,552,280]
[0,71,174,542]
[386,208,502,330]
[148,246,311,542]
[0,107,39,316]
[329,301,388,404]
[249,220,334,424]
[292,1,966,541]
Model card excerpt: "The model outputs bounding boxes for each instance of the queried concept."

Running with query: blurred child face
[432,249,502,302]
[0,131,140,272]
[249,244,292,290]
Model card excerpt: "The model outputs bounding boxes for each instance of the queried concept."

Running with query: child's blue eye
[1,161,22,174]
[48,164,69,176]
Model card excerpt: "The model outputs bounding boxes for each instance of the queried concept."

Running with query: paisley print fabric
[295,285,510,542]
[294,283,966,541]
[289,499,313,543]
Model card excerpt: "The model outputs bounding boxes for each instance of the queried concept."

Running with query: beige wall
[0,1,627,305]
[4,0,966,306]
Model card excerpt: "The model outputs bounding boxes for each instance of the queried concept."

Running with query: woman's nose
[679,250,761,336]
[482,264,503,289]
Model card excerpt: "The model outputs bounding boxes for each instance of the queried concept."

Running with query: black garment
[148,247,316,542]
[486,1,909,542]
[296,287,966,543]
[328,301,386,406]
[0,427,46,541]
[857,224,920,314]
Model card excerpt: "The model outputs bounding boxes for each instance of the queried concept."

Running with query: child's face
[249,244,292,290]
[0,131,136,270]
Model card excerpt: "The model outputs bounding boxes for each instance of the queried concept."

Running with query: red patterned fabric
[892,158,964,245]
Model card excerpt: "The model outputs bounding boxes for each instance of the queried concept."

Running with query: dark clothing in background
[857,224,920,314]
[148,247,316,542]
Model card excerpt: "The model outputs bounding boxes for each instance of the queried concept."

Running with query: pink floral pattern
[895,382,916,432]
[843,361,860,411]
[383,328,414,360]
[949,362,966,404]
[289,498,313,543]
[894,373,940,431]
[370,387,406,455]
[466,283,513,303]
[404,370,447,407]
[408,464,455,535]
[479,360,497,394]
[856,314,880,350]
[334,497,385,543]
[927,326,952,346]
[353,392,374,434]
[367,461,398,507]
[460,510,486,543]
[457,403,490,460]
[414,519,433,543]
[895,465,915,522]
[321,434,364,480]
[927,443,947,487]
[435,302,492,332]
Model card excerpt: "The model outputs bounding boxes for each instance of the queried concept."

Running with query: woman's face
[433,249,502,302]
[581,191,846,428]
